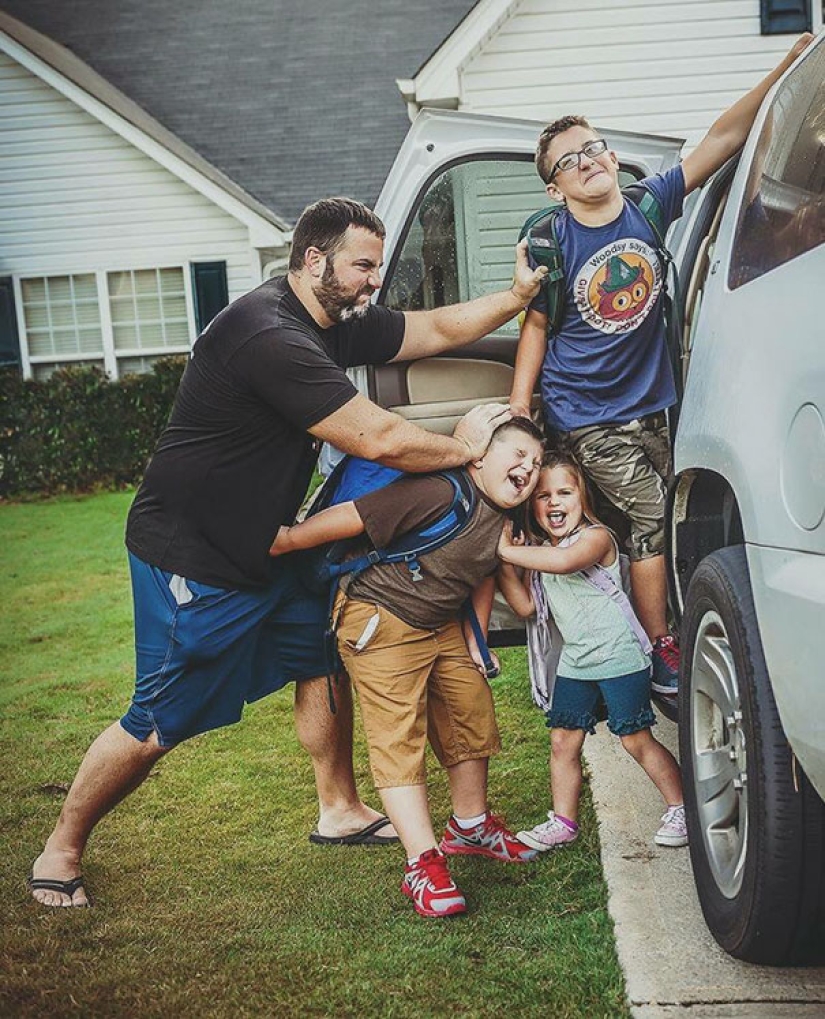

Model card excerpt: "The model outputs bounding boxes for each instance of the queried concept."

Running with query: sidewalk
[583,716,825,1018]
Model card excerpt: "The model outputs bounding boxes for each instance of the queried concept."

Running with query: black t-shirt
[126,276,405,589]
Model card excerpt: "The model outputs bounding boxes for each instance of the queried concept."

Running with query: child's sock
[554,813,579,832]
[453,811,488,830]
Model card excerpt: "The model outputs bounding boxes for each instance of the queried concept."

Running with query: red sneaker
[440,813,538,862]
[652,634,680,695]
[401,848,467,918]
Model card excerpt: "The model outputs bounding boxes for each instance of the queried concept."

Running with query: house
[0,2,478,379]
[2,0,819,380]
[399,0,823,150]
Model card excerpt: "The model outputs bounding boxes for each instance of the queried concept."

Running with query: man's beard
[315,259,373,323]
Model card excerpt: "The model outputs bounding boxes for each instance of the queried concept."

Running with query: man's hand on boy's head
[511,239,549,306]
[453,402,512,461]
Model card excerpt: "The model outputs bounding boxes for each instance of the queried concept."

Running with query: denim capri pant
[545,668,656,736]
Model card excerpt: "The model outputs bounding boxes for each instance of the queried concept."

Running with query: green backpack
[519,181,672,337]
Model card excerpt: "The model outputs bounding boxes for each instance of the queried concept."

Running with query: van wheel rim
[690,609,748,899]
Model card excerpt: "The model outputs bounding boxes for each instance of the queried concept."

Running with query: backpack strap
[379,468,476,580]
[521,206,566,336]
[623,181,684,408]
[464,601,500,680]
[580,564,653,655]
[563,526,653,655]
[622,182,667,248]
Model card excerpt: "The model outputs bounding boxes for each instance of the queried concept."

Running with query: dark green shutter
[0,277,22,371]
[191,261,229,333]
[760,0,811,34]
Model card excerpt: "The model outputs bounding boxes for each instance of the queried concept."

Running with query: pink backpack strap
[580,563,652,654]
[575,526,652,655]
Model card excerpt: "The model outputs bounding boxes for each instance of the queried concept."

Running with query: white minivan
[368,35,825,964]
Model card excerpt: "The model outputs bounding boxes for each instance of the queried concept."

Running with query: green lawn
[1,491,629,1018]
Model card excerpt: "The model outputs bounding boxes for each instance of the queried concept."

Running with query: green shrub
[0,357,187,497]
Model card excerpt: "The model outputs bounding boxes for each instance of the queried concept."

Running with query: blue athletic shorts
[121,552,328,747]
[545,668,656,737]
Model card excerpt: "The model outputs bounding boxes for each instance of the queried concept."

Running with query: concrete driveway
[583,716,825,1017]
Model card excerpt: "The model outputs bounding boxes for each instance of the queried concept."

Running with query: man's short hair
[535,115,593,184]
[491,415,545,447]
[289,197,386,271]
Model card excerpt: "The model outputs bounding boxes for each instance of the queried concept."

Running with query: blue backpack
[304,455,499,709]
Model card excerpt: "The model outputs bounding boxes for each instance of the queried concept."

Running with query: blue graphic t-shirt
[530,165,685,432]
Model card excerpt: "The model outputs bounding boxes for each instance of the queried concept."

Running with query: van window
[729,43,825,289]
[384,157,638,335]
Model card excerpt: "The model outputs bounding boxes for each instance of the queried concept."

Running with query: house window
[760,0,812,34]
[108,268,190,354]
[16,266,196,380]
[21,274,105,380]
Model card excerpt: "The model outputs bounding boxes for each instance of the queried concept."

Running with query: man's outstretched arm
[682,33,814,194]
[309,394,511,472]
[393,240,548,362]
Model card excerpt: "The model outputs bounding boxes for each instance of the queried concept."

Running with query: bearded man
[29,196,547,907]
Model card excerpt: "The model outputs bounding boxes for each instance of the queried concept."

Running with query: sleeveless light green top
[540,528,651,681]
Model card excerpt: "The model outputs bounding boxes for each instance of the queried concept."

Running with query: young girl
[497,452,688,851]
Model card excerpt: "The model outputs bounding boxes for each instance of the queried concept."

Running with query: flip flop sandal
[309,815,399,846]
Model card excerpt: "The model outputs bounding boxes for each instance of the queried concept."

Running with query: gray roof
[0,0,478,225]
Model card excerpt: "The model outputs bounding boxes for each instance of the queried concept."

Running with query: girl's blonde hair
[527,450,603,541]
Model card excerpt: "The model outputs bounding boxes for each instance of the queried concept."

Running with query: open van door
[369,109,684,638]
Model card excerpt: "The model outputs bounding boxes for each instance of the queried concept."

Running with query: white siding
[460,0,803,149]
[0,52,256,302]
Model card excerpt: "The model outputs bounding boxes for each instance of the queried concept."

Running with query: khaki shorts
[335,596,501,789]
[560,411,671,561]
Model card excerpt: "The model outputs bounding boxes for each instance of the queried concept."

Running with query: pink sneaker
[440,813,537,862]
[516,811,579,852]
[401,848,466,918]
[654,804,688,847]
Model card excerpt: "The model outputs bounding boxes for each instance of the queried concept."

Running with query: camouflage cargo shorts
[559,411,671,561]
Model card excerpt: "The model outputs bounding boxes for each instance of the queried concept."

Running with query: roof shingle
[0,0,478,224]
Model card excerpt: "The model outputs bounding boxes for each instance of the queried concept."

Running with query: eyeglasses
[548,138,609,182]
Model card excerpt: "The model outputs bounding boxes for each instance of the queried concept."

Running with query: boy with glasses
[509,35,813,695]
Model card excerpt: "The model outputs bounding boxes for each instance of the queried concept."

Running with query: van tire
[679,546,825,964]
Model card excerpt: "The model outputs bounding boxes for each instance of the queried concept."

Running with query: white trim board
[398,0,519,114]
